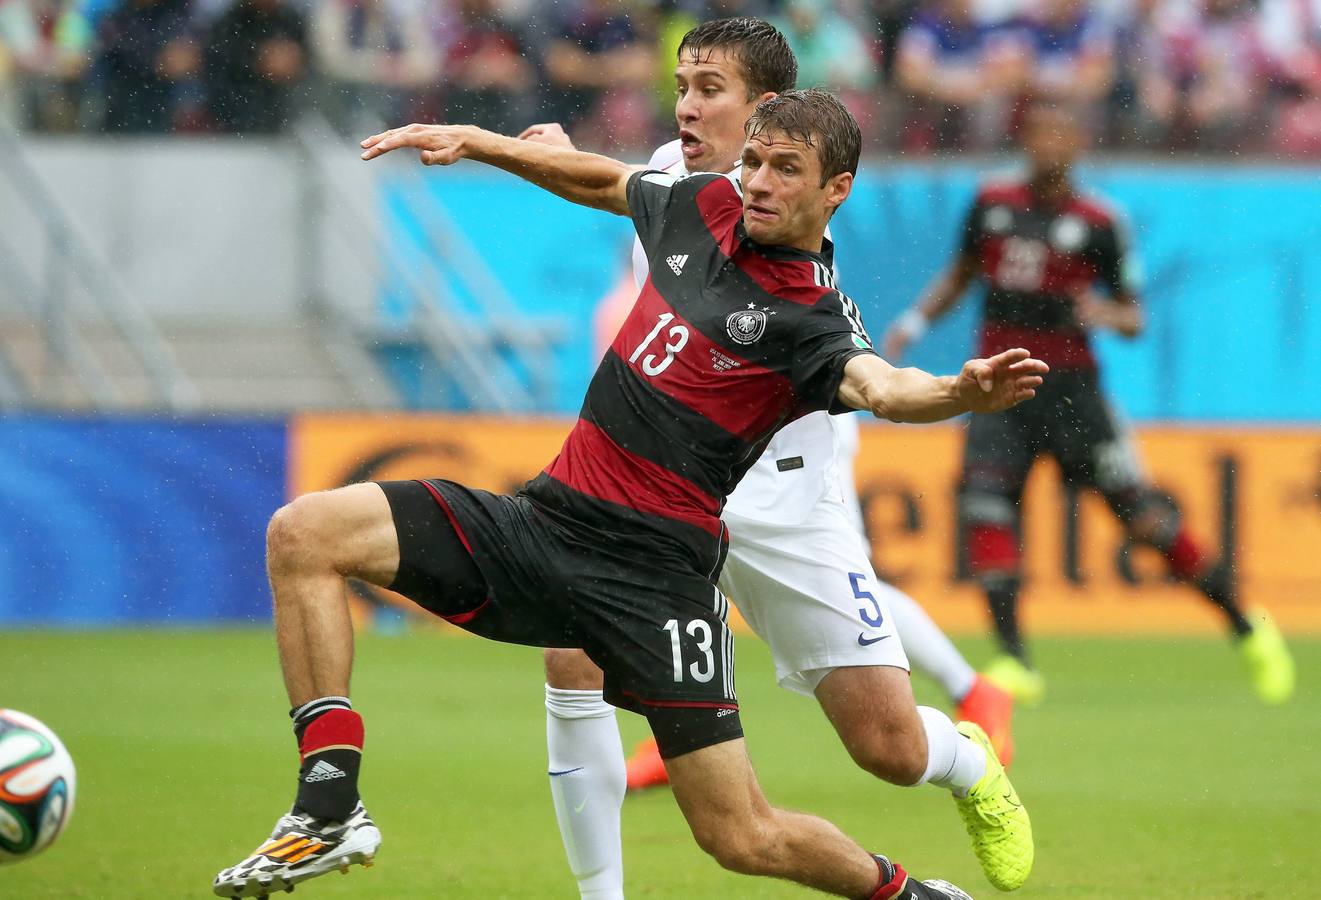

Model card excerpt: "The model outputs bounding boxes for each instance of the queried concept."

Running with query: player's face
[1022,107,1084,173]
[674,48,773,174]
[739,130,852,251]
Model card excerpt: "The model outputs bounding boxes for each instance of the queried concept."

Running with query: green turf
[3,630,1314,898]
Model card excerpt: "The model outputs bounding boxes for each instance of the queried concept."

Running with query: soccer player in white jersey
[520,19,1018,900]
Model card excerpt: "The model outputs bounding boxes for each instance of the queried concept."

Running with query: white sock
[914,705,987,797]
[882,582,977,702]
[545,685,626,900]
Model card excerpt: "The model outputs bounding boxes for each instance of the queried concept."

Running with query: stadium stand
[4,0,1321,156]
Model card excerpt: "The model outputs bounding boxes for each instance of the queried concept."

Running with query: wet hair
[677,17,797,99]
[744,89,861,185]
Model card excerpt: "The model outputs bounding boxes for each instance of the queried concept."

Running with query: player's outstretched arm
[360,123,633,215]
[837,348,1048,423]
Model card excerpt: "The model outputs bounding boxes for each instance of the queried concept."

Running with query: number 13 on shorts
[664,618,715,683]
[659,590,736,702]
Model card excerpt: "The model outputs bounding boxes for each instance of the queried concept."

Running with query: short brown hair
[677,17,797,99]
[744,89,861,185]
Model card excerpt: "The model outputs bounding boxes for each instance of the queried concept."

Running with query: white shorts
[717,491,909,697]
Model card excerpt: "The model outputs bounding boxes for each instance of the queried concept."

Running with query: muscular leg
[667,739,889,897]
[268,484,403,705]
[543,649,626,900]
[269,480,486,822]
[871,583,1015,763]
[813,666,985,794]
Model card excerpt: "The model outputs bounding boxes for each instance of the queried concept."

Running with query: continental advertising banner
[291,414,1321,635]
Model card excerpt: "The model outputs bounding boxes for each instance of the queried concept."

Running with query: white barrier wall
[10,138,379,326]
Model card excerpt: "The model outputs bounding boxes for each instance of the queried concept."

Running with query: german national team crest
[726,308,768,345]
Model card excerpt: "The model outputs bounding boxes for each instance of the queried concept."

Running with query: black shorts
[962,368,1143,504]
[379,478,742,758]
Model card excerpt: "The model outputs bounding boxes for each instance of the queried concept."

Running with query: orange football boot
[955,675,1015,767]
[624,736,669,791]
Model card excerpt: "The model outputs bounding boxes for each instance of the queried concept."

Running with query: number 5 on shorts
[663,618,715,683]
[850,572,884,628]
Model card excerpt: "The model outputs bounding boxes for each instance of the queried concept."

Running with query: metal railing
[0,118,199,410]
[0,114,564,414]
[293,116,561,413]
[0,229,115,408]
[399,170,562,407]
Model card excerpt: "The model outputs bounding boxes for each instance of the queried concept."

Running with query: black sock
[289,697,363,821]
[985,574,1028,664]
[1196,559,1252,637]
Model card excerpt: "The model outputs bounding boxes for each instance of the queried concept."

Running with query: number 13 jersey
[523,170,874,575]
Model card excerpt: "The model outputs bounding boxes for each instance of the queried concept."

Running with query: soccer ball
[0,709,75,864]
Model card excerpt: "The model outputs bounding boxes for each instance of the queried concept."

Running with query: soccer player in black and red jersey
[212,91,1048,900]
[882,100,1296,707]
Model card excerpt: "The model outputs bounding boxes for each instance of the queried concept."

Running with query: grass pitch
[5,629,1314,898]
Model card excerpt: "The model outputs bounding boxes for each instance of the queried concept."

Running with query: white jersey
[633,140,853,526]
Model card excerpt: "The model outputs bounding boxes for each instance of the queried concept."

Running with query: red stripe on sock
[1164,528,1204,579]
[968,524,1020,573]
[868,859,910,900]
[299,708,364,761]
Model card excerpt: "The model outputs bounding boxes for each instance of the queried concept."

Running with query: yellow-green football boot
[1239,608,1295,705]
[981,655,1046,707]
[954,721,1033,892]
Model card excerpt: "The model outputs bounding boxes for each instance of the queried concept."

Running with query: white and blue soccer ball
[0,709,75,864]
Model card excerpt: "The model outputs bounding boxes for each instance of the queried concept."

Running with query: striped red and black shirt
[960,179,1140,370]
[521,171,875,573]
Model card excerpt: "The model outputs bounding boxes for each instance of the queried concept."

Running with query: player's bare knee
[266,495,330,576]
[543,648,604,691]
[894,733,929,786]
[846,732,926,786]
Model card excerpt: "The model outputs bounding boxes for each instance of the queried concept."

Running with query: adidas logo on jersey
[667,254,689,276]
[304,760,347,783]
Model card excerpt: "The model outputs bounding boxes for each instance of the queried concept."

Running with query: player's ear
[823,171,853,215]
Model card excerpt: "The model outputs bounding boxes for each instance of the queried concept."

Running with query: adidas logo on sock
[304,760,347,783]
[667,254,688,276]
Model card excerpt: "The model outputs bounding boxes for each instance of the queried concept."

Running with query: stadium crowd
[2,0,1321,157]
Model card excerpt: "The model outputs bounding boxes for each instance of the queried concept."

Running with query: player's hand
[957,348,1048,413]
[880,309,928,362]
[517,122,574,149]
[1073,287,1143,337]
[880,326,912,362]
[1072,287,1111,329]
[360,123,487,165]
